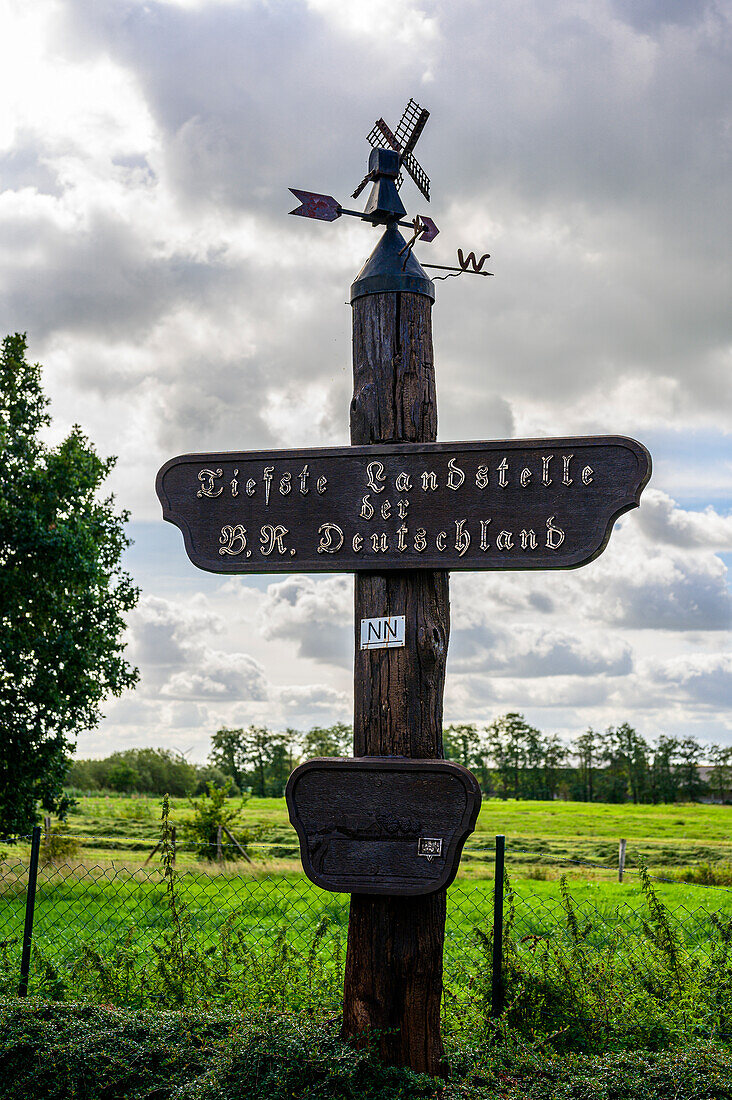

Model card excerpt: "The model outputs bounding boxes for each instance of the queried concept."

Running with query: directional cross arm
[289,189,342,221]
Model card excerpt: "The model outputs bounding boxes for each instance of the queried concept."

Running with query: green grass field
[29,792,732,876]
[2,794,732,966]
[2,795,732,1039]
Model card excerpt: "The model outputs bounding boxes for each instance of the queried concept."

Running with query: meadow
[3,794,732,1059]
[36,791,732,876]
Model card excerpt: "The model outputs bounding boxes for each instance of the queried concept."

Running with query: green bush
[39,826,80,865]
[457,865,732,1054]
[675,862,732,887]
[0,1002,730,1099]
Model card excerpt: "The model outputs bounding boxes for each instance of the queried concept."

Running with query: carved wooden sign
[285,757,482,896]
[156,437,650,574]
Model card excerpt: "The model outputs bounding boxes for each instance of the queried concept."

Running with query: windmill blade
[400,108,430,158]
[365,102,430,198]
[394,99,429,154]
[366,120,404,189]
[367,119,400,152]
[401,152,430,202]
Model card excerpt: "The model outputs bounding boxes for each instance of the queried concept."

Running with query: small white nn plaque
[360,615,405,650]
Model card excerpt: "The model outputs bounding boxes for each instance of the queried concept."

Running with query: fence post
[216,824,223,862]
[18,825,42,998]
[618,838,627,883]
[491,834,506,1017]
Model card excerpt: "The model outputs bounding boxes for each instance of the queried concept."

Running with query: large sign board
[286,757,482,896]
[156,437,651,574]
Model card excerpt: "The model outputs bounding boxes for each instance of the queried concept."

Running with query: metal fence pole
[18,825,42,997]
[491,834,505,1017]
[618,838,627,882]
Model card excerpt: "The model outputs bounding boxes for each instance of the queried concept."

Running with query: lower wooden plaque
[285,757,482,896]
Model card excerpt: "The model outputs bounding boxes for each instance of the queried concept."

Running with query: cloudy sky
[2,0,730,760]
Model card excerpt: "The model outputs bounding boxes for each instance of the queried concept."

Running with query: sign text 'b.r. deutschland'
[156,437,651,575]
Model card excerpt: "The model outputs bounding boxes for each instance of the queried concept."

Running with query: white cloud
[634,489,732,549]
[2,0,729,753]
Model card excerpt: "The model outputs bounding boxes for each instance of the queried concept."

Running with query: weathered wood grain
[343,291,450,1077]
[285,757,482,895]
[156,437,652,574]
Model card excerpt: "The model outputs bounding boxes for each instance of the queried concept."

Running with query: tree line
[66,715,732,804]
[448,714,731,803]
[65,724,353,798]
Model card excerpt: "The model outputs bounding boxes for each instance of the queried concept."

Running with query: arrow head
[288,189,342,222]
[417,215,439,243]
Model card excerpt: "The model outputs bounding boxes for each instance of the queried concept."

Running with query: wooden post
[618,837,627,882]
[216,824,223,863]
[342,290,450,1077]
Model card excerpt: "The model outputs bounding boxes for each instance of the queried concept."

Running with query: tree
[649,735,680,804]
[66,748,197,795]
[0,334,139,834]
[187,780,250,861]
[300,722,352,758]
[603,724,649,805]
[443,723,480,769]
[541,735,567,800]
[107,761,142,793]
[484,713,543,799]
[677,737,706,801]
[708,744,732,803]
[574,727,600,802]
[209,724,302,796]
[208,726,248,790]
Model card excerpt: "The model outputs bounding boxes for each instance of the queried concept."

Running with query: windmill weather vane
[289,98,493,285]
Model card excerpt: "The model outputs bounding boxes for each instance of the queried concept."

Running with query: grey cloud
[0,132,61,195]
[162,648,268,701]
[277,683,350,719]
[504,636,633,679]
[0,208,222,341]
[586,552,732,630]
[128,594,223,670]
[652,653,732,706]
[258,575,353,666]
[635,490,732,549]
[449,624,632,678]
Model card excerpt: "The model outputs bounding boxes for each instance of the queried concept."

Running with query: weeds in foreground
[456,862,732,1053]
[7,807,732,1055]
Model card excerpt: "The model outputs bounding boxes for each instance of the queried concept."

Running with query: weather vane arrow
[288,98,493,280]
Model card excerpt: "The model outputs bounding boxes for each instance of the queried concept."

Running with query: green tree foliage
[300,722,351,758]
[677,737,705,801]
[66,748,197,796]
[0,334,138,834]
[483,713,566,800]
[574,727,600,802]
[649,735,681,804]
[443,723,481,769]
[708,744,732,803]
[602,723,650,804]
[209,723,350,797]
[208,726,248,791]
[186,781,251,861]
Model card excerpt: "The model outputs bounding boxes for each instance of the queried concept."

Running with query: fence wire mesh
[2,832,731,1009]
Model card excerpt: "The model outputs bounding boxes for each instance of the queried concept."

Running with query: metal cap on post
[350,223,435,303]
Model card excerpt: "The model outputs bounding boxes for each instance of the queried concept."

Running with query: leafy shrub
[675,861,732,886]
[39,827,79,864]
[186,782,253,862]
[459,865,732,1054]
[0,1003,730,1099]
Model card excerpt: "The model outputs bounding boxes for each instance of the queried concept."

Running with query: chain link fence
[2,827,732,1014]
